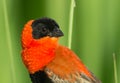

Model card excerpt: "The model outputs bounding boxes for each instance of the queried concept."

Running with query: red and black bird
[21,17,101,83]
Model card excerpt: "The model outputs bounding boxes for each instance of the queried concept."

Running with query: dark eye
[32,23,49,39]
[41,26,48,34]
[35,23,49,34]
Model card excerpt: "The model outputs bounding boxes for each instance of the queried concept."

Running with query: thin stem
[3,0,16,83]
[68,0,76,49]
[113,53,118,83]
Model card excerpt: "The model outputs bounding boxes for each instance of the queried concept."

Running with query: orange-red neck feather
[21,20,59,74]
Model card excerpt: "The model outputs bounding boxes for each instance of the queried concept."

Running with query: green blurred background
[0,0,120,83]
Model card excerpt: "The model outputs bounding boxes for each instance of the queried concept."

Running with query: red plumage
[21,18,101,83]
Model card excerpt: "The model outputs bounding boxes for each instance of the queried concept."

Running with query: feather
[45,45,101,83]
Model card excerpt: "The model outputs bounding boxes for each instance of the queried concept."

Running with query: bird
[21,17,101,83]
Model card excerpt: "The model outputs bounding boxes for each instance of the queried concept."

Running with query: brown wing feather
[45,45,101,83]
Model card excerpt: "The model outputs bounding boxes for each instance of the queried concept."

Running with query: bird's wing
[45,45,101,83]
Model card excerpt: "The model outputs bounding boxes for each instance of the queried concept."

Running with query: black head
[31,18,64,39]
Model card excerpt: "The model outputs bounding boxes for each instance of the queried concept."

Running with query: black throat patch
[30,70,53,83]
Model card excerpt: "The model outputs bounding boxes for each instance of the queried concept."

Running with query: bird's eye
[41,27,48,34]
[32,23,49,39]
[35,23,48,34]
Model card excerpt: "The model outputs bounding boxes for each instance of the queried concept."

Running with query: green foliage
[0,0,120,83]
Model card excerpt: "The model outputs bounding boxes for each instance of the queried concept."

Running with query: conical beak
[49,27,64,37]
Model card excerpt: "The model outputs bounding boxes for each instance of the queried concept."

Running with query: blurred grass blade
[3,0,16,83]
[68,0,76,48]
[113,53,118,83]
